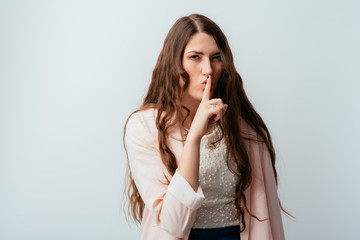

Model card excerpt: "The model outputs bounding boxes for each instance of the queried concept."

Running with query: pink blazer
[125,109,285,240]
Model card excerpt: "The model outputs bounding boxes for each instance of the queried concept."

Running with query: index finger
[202,75,212,102]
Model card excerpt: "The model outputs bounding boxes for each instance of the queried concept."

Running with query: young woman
[124,14,286,240]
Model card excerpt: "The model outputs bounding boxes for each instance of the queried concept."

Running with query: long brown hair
[123,13,289,231]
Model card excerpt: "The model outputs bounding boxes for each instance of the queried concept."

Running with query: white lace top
[192,126,240,229]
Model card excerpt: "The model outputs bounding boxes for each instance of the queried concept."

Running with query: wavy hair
[123,13,290,231]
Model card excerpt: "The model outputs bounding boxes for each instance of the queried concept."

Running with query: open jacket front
[125,109,285,240]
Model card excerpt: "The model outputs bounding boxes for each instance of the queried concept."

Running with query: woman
[124,14,286,240]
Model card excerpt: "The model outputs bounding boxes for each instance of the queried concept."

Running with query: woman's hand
[178,75,227,191]
[187,75,228,141]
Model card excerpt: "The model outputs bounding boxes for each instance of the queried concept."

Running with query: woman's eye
[212,55,222,61]
[189,55,200,60]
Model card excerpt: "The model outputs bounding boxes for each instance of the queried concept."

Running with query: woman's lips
[201,75,211,87]
[201,75,211,85]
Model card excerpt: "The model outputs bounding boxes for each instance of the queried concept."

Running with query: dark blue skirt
[188,225,240,240]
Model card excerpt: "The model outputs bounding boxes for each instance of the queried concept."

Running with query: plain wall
[1,0,359,239]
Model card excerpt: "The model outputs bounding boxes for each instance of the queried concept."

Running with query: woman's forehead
[184,33,219,54]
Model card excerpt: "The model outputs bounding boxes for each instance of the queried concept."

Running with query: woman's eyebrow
[185,50,221,55]
[185,50,203,54]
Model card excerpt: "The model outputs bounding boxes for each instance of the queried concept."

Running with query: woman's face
[181,32,224,104]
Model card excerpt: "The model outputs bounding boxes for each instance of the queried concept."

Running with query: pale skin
[177,32,228,191]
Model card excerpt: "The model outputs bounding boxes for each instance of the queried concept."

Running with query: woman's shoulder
[128,108,157,123]
[126,107,182,143]
[126,107,158,135]
[239,116,263,142]
[239,117,256,135]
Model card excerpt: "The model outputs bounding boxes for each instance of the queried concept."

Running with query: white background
[1,0,359,239]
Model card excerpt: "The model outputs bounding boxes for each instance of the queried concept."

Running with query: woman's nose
[202,58,213,76]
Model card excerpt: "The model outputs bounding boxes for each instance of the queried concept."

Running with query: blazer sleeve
[124,111,205,238]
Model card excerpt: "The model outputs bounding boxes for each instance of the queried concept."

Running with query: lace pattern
[192,126,240,228]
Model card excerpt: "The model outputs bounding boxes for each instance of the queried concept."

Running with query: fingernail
[207,74,209,79]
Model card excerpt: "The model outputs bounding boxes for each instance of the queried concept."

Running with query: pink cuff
[168,170,205,210]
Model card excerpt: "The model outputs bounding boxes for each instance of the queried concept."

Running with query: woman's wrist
[185,131,202,143]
